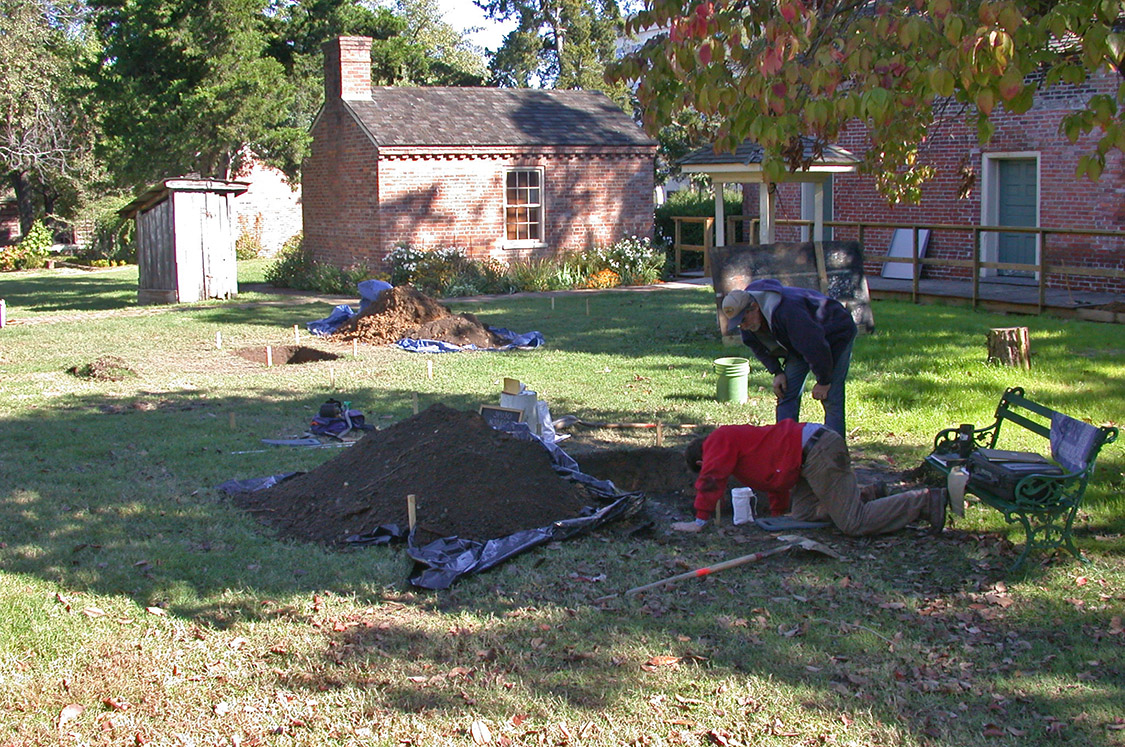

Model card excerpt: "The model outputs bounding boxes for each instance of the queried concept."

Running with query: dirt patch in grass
[67,355,137,381]
[331,285,504,347]
[234,403,598,545]
[234,345,341,365]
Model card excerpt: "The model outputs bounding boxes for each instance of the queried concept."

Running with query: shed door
[996,159,1037,277]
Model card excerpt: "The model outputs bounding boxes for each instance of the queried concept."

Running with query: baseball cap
[721,290,752,334]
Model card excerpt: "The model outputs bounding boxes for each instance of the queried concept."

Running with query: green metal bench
[925,387,1118,571]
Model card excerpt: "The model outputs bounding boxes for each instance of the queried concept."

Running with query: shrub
[505,257,557,292]
[80,197,136,265]
[654,188,744,271]
[264,234,369,294]
[387,245,470,295]
[0,220,52,271]
[235,213,264,260]
[602,235,667,285]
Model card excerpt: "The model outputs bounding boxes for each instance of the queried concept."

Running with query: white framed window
[505,168,544,245]
[981,153,1040,279]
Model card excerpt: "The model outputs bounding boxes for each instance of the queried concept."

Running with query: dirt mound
[68,356,137,381]
[405,313,507,347]
[233,403,595,545]
[330,285,503,347]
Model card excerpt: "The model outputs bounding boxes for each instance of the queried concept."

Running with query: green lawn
[0,266,1122,746]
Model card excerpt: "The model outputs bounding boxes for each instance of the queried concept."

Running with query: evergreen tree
[89,0,304,188]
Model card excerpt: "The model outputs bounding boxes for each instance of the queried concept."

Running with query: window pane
[505,170,542,242]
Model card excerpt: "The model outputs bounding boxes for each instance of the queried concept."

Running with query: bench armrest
[1010,470,1083,510]
[932,422,999,453]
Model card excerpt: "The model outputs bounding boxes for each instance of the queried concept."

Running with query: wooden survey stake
[407,494,416,531]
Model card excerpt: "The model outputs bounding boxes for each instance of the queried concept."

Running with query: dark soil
[234,404,596,545]
[68,356,137,381]
[330,285,504,347]
[235,345,341,365]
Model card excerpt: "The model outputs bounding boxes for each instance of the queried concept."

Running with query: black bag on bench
[966,451,1064,504]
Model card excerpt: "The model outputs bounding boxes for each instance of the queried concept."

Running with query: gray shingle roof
[679,137,857,167]
[346,87,656,148]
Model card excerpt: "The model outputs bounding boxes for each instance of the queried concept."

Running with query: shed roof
[345,87,656,148]
[119,178,249,219]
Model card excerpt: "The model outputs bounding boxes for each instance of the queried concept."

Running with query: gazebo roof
[679,137,858,182]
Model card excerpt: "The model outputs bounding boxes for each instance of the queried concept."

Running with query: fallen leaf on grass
[470,720,492,744]
[59,703,84,729]
[145,606,166,616]
[82,606,106,618]
[103,697,132,711]
[1108,616,1123,635]
[642,655,680,670]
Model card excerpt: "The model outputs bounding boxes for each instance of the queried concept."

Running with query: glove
[772,373,788,398]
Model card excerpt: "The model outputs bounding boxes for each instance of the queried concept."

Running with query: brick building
[232,157,303,256]
[736,71,1124,294]
[302,36,657,271]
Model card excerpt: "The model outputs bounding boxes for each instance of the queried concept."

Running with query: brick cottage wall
[739,74,1125,294]
[302,100,381,270]
[374,149,655,263]
[233,159,303,255]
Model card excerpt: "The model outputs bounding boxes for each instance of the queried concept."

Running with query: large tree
[479,0,627,92]
[90,0,305,188]
[262,0,487,178]
[0,0,96,233]
[609,1,1125,201]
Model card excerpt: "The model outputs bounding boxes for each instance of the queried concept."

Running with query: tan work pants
[788,429,930,536]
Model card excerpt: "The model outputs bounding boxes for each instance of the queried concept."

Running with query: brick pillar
[322,36,373,101]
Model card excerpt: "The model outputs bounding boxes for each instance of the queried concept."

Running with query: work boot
[859,480,890,502]
[927,488,949,534]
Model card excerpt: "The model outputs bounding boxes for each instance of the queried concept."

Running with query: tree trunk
[987,327,1031,369]
[10,170,35,236]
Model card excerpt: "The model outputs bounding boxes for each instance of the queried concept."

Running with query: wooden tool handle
[624,544,794,597]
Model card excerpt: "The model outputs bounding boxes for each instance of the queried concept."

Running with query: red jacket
[693,421,805,520]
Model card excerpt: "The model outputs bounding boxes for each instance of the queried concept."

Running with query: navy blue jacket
[739,279,857,385]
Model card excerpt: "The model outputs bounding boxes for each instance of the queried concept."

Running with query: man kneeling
[674,421,953,536]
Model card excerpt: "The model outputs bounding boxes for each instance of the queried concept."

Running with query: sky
[435,0,514,52]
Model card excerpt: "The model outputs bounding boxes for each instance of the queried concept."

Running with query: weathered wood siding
[137,198,178,304]
[136,190,239,305]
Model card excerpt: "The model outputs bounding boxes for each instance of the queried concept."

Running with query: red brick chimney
[323,36,372,101]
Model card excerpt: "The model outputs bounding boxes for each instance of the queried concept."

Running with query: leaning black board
[479,405,524,428]
[709,241,875,335]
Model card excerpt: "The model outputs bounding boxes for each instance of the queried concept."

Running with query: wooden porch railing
[670,216,1125,315]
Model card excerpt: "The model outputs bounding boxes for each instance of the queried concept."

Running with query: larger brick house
[303,36,658,271]
[736,70,1124,294]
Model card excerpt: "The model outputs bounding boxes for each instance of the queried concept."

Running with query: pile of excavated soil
[67,356,137,381]
[233,404,595,545]
[332,285,504,347]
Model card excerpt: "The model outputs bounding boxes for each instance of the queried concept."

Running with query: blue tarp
[395,327,545,353]
[306,305,355,337]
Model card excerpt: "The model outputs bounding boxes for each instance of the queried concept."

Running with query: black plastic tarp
[217,422,644,589]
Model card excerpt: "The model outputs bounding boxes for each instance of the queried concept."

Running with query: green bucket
[714,356,750,404]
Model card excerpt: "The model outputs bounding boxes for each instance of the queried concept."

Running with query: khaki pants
[788,429,930,536]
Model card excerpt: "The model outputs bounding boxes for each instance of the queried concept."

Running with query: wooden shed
[120,178,248,305]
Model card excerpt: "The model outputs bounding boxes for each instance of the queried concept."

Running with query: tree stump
[987,327,1031,369]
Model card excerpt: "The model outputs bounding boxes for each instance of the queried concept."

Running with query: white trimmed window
[505,169,544,244]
